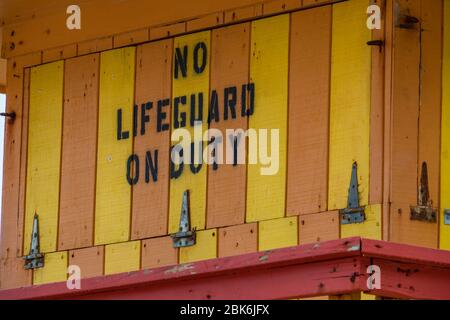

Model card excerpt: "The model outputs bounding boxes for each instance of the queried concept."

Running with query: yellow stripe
[95,47,135,245]
[259,217,298,251]
[441,0,450,250]
[33,251,67,285]
[105,241,141,275]
[24,61,64,254]
[179,229,217,263]
[328,0,371,210]
[246,14,289,222]
[168,31,210,233]
[341,204,382,240]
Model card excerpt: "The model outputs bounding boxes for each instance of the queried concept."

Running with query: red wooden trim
[2,237,450,300]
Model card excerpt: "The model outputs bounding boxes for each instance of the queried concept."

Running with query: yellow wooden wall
[1,0,407,289]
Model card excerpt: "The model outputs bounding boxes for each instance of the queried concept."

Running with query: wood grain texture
[132,40,172,240]
[179,229,217,263]
[390,0,437,248]
[95,47,135,245]
[341,204,382,240]
[286,6,331,216]
[105,241,141,275]
[328,0,372,210]
[218,223,257,257]
[259,217,298,251]
[169,31,210,233]
[69,246,104,279]
[370,0,385,205]
[141,236,178,269]
[299,211,339,245]
[58,54,99,251]
[33,251,68,285]
[24,61,64,254]
[441,0,450,250]
[246,14,289,222]
[206,23,249,229]
[0,53,41,290]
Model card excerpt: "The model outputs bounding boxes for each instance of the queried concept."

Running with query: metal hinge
[24,213,44,270]
[340,162,366,225]
[394,2,420,29]
[171,190,196,248]
[444,210,450,226]
[410,162,437,223]
[0,112,16,123]
[367,40,384,52]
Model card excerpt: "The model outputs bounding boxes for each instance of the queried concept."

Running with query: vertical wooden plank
[1,53,41,290]
[390,0,438,248]
[247,14,289,222]
[259,217,298,251]
[132,40,172,240]
[341,204,382,240]
[299,211,339,245]
[370,0,386,205]
[286,6,331,216]
[33,251,68,285]
[207,23,250,228]
[441,0,450,250]
[24,61,64,254]
[69,246,104,279]
[328,0,372,211]
[58,54,99,250]
[17,68,31,257]
[104,241,141,275]
[141,237,178,269]
[179,229,217,263]
[95,47,135,245]
[169,31,210,233]
[218,223,257,257]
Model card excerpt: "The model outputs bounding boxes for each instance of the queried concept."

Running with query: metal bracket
[24,214,44,270]
[171,190,196,248]
[340,162,366,225]
[0,112,16,123]
[394,2,420,29]
[444,210,450,226]
[410,162,437,223]
[367,40,384,52]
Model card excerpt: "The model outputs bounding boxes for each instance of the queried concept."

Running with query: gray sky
[0,94,5,221]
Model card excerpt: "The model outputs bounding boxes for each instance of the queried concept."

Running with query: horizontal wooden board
[259,217,298,251]
[141,237,178,269]
[218,223,257,257]
[33,252,68,285]
[68,246,104,279]
[179,229,217,263]
[24,61,64,254]
[105,241,141,275]
[299,211,340,245]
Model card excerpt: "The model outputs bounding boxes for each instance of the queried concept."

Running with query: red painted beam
[0,238,361,300]
[1,237,450,300]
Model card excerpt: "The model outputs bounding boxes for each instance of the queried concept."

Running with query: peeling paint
[347,245,360,252]
[164,263,195,275]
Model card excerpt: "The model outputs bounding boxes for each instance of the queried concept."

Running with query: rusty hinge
[340,162,366,225]
[171,190,196,248]
[394,2,420,29]
[24,214,44,270]
[367,40,384,52]
[410,162,437,223]
[0,112,16,123]
[444,209,450,226]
